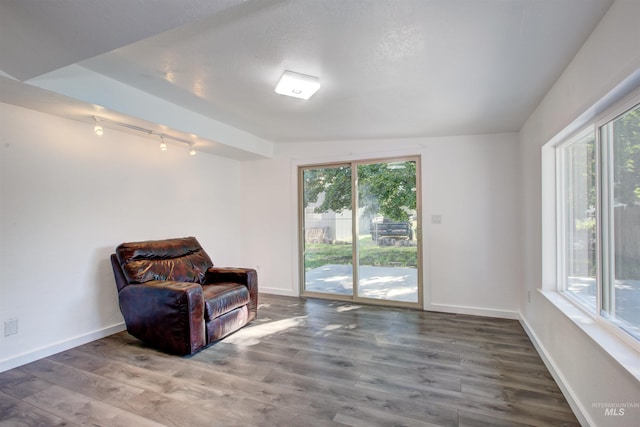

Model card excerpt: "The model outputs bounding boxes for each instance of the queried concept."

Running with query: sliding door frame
[298,155,423,309]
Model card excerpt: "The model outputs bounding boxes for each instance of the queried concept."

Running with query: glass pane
[561,131,597,310]
[601,103,640,340]
[302,166,353,295]
[356,160,418,302]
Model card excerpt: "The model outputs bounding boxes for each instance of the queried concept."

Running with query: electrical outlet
[4,318,18,336]
[431,214,442,224]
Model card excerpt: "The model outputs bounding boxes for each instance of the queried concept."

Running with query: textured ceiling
[0,0,614,158]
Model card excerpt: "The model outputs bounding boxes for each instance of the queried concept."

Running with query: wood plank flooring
[0,294,579,426]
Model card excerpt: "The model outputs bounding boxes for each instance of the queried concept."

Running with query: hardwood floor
[0,294,579,426]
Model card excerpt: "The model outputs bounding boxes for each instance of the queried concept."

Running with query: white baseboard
[0,323,126,373]
[425,302,519,320]
[259,287,299,297]
[519,315,591,427]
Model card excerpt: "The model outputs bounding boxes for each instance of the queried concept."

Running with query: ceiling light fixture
[275,70,320,100]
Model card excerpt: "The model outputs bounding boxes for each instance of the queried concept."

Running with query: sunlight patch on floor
[336,305,362,312]
[314,323,345,337]
[224,316,307,346]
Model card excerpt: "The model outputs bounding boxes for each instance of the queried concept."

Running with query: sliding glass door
[300,157,421,308]
[301,164,354,296]
[356,161,419,303]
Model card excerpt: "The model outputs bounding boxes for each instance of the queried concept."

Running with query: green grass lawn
[304,235,418,271]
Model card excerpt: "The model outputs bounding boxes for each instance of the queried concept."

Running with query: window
[559,129,597,310]
[558,99,640,342]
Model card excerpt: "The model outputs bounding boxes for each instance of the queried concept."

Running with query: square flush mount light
[275,70,320,100]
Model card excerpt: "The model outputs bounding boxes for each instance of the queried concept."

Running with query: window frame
[556,89,640,352]
[556,125,598,312]
[597,98,640,341]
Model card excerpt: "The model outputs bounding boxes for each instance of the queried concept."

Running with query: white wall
[519,0,640,425]
[240,133,521,318]
[0,102,244,371]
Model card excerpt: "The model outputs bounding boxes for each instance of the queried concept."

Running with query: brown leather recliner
[110,237,257,355]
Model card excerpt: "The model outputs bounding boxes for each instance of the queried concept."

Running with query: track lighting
[91,115,198,156]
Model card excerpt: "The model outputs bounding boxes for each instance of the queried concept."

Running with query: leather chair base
[206,305,249,343]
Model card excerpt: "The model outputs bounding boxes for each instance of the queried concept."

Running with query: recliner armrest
[205,267,258,320]
[118,280,206,355]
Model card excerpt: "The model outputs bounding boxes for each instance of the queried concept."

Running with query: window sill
[540,289,640,382]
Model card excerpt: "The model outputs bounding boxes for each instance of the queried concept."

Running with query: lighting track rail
[92,116,197,155]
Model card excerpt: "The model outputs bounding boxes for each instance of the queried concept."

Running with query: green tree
[613,105,640,205]
[303,166,352,214]
[303,161,416,222]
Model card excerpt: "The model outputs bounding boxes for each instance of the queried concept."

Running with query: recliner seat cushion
[202,283,250,321]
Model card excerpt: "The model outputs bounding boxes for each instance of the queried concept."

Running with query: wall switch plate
[4,318,18,336]
[431,215,442,224]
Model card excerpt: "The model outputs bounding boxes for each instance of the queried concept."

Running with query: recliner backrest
[115,236,213,286]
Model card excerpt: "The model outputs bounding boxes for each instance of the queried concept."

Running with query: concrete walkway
[304,264,418,303]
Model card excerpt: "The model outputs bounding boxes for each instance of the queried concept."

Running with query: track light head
[159,136,168,152]
[93,117,104,137]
